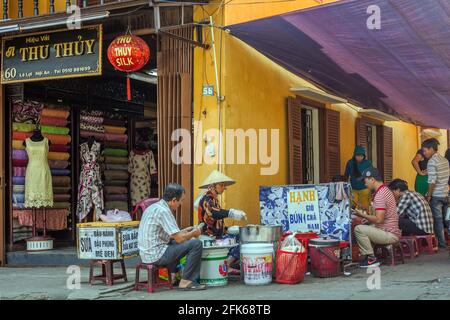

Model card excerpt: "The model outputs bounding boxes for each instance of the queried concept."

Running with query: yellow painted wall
[6,0,72,19]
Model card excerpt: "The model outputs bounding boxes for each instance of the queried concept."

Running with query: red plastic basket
[275,239,308,284]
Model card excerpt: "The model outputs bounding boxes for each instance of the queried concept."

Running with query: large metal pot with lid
[239,224,283,243]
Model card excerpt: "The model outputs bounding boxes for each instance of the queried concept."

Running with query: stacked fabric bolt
[79,110,105,141]
[40,106,72,212]
[102,112,129,212]
[11,100,43,239]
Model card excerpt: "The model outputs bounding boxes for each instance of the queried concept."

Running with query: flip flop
[178,282,206,291]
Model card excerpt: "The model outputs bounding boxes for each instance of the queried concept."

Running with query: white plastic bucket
[199,247,229,287]
[241,243,274,285]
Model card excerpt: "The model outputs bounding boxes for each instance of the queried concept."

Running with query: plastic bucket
[199,247,229,287]
[241,243,274,285]
[309,238,341,278]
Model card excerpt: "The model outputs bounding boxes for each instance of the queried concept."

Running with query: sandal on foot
[178,282,206,291]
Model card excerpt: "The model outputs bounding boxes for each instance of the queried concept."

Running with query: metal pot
[239,224,283,243]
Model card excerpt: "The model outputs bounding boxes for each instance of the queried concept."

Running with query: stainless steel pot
[239,224,283,243]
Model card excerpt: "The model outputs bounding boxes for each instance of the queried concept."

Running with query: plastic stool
[415,234,438,254]
[399,236,419,259]
[89,259,127,286]
[134,263,173,293]
[374,242,405,266]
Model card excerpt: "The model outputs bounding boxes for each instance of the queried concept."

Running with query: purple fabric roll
[13,177,25,185]
[51,169,71,176]
[12,149,28,160]
[13,167,26,177]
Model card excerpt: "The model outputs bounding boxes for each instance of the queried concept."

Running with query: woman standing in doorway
[411,149,428,196]
[344,145,373,210]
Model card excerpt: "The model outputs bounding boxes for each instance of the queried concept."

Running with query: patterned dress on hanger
[128,150,157,206]
[25,138,53,208]
[77,141,104,221]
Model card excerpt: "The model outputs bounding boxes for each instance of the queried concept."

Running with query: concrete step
[6,247,140,267]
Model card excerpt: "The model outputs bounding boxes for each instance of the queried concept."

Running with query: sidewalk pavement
[1,251,449,300]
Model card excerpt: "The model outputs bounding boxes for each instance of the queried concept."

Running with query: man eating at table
[353,167,402,268]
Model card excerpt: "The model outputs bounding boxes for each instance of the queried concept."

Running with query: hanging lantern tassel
[127,76,131,101]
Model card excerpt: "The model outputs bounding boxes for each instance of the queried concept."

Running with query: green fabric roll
[105,201,129,211]
[414,174,428,196]
[41,125,70,135]
[105,164,128,171]
[104,170,129,180]
[104,156,128,164]
[103,148,129,157]
[13,123,35,132]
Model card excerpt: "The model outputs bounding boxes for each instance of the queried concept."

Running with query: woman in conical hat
[197,170,247,274]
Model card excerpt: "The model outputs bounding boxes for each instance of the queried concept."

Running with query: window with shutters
[301,106,320,184]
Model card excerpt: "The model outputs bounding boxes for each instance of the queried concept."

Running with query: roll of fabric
[81,110,103,117]
[44,134,71,145]
[52,176,71,187]
[48,160,69,169]
[104,125,127,135]
[42,108,70,119]
[48,152,70,161]
[105,201,129,211]
[80,122,105,133]
[53,187,71,194]
[12,99,43,124]
[103,118,126,126]
[105,186,128,194]
[41,125,70,135]
[53,194,71,202]
[103,148,128,157]
[104,133,128,143]
[105,164,128,171]
[12,150,28,160]
[12,122,35,132]
[13,203,25,209]
[80,115,104,125]
[104,156,128,164]
[52,202,71,209]
[40,116,68,127]
[13,193,25,203]
[51,169,71,176]
[12,140,25,150]
[104,180,128,186]
[13,185,25,193]
[80,130,105,141]
[13,132,32,141]
[13,167,26,177]
[104,170,129,180]
[104,141,128,149]
[49,144,70,152]
[105,194,129,201]
[13,176,25,185]
[16,209,68,230]
[13,159,28,167]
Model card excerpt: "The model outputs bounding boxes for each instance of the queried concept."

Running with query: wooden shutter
[157,26,193,228]
[322,109,341,182]
[381,126,393,184]
[287,97,302,184]
[0,85,4,266]
[355,117,369,152]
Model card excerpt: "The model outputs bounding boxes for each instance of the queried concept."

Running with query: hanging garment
[128,149,157,206]
[40,116,68,127]
[16,209,68,230]
[77,141,104,221]
[24,138,53,208]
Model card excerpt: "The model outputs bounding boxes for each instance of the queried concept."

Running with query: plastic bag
[103,209,132,222]
[280,234,305,253]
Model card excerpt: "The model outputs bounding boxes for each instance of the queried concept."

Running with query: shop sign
[202,85,214,96]
[120,227,139,257]
[1,25,102,84]
[287,187,321,233]
[78,227,118,260]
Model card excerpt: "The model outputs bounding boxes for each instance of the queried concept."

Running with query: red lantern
[107,35,150,100]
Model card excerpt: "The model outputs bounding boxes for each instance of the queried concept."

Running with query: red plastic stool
[415,234,438,254]
[89,259,127,286]
[374,242,405,266]
[399,236,419,259]
[134,263,173,293]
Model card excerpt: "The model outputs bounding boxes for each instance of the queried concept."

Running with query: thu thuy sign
[287,188,321,233]
[1,25,102,84]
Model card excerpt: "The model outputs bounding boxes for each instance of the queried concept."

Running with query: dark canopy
[228,0,450,129]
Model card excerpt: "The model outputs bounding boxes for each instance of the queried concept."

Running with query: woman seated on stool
[197,170,247,275]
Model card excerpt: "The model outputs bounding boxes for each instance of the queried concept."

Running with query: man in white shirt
[138,183,205,290]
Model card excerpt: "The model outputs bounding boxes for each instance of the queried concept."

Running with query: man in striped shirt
[353,167,401,268]
[422,138,449,249]
[388,179,434,236]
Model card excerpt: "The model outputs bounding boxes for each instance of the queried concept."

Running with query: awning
[228,0,450,129]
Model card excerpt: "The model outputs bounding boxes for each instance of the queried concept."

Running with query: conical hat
[199,170,236,189]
